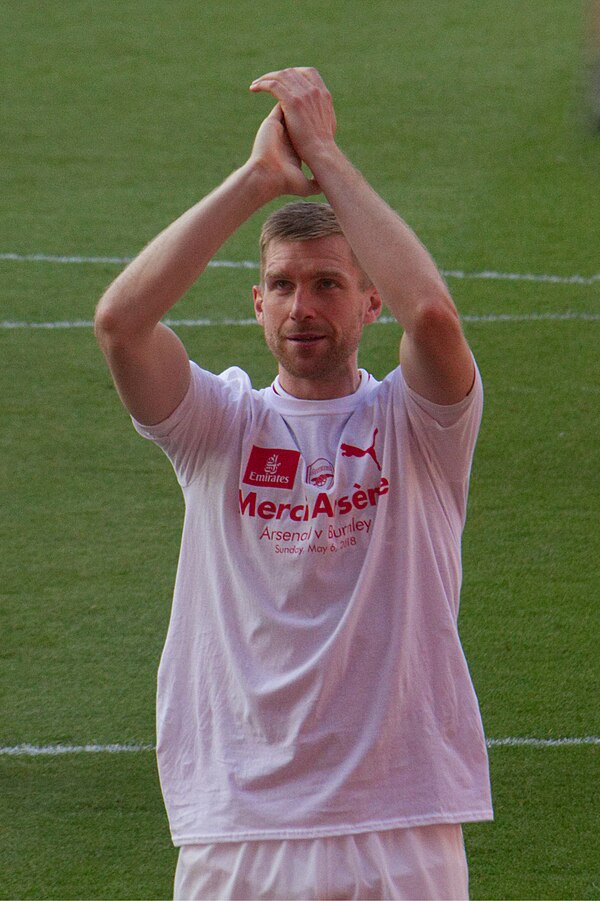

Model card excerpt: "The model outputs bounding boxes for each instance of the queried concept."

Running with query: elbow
[410,292,461,340]
[93,288,134,354]
[93,296,118,349]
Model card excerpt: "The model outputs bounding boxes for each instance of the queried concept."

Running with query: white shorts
[173,823,469,900]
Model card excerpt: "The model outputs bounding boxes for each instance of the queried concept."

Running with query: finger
[250,67,321,94]
[251,66,323,85]
[293,67,326,87]
[249,77,295,102]
[249,70,284,92]
[293,174,321,198]
[250,68,292,88]
[266,102,284,122]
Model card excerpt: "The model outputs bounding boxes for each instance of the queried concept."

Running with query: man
[95,68,492,900]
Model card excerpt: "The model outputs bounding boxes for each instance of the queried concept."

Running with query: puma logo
[341,429,381,471]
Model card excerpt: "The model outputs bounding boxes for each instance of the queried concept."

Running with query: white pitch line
[1,312,599,331]
[487,736,600,747]
[1,737,598,756]
[1,319,96,329]
[459,311,600,323]
[2,251,600,286]
[0,253,259,269]
[442,268,600,286]
[0,252,134,265]
[0,742,154,756]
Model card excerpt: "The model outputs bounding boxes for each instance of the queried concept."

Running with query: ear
[363,287,383,324]
[252,284,264,324]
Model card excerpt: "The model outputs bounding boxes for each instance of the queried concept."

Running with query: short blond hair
[259,202,371,287]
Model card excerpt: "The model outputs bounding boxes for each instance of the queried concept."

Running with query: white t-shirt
[133,362,493,846]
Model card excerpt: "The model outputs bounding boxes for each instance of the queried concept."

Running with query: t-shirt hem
[172,808,494,846]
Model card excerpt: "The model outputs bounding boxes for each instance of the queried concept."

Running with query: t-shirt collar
[267,370,373,415]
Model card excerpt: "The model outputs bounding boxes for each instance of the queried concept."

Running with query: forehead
[263,235,360,278]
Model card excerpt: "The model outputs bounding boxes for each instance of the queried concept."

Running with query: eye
[318,278,339,290]
[268,278,293,292]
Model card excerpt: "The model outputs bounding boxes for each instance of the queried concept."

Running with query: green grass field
[1,1,598,898]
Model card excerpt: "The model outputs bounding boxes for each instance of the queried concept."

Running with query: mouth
[285,333,326,345]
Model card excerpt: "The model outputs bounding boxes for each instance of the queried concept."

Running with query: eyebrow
[264,268,348,281]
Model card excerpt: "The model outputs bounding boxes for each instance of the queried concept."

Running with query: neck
[277,368,362,400]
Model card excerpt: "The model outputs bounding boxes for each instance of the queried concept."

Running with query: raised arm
[94,104,318,425]
[250,68,474,405]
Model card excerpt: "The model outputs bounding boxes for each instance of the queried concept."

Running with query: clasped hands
[248,67,338,198]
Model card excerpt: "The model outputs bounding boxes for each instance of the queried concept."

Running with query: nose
[290,286,316,320]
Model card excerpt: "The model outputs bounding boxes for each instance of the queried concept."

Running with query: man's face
[253,236,381,399]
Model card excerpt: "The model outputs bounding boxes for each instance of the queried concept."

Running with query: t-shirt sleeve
[398,360,484,484]
[132,361,251,487]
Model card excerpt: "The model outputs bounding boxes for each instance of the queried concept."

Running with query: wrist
[302,140,345,180]
[240,157,285,206]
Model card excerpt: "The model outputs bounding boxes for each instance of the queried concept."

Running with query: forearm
[309,146,456,331]
[95,160,276,340]
[311,143,473,403]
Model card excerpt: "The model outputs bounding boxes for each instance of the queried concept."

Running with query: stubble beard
[264,325,363,383]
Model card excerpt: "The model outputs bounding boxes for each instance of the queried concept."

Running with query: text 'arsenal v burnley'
[242,446,301,490]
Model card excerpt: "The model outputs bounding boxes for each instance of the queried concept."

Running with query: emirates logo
[242,446,301,489]
[264,454,281,476]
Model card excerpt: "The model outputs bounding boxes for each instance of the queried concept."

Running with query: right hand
[249,103,320,198]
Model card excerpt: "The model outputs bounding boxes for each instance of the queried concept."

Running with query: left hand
[249,102,319,197]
